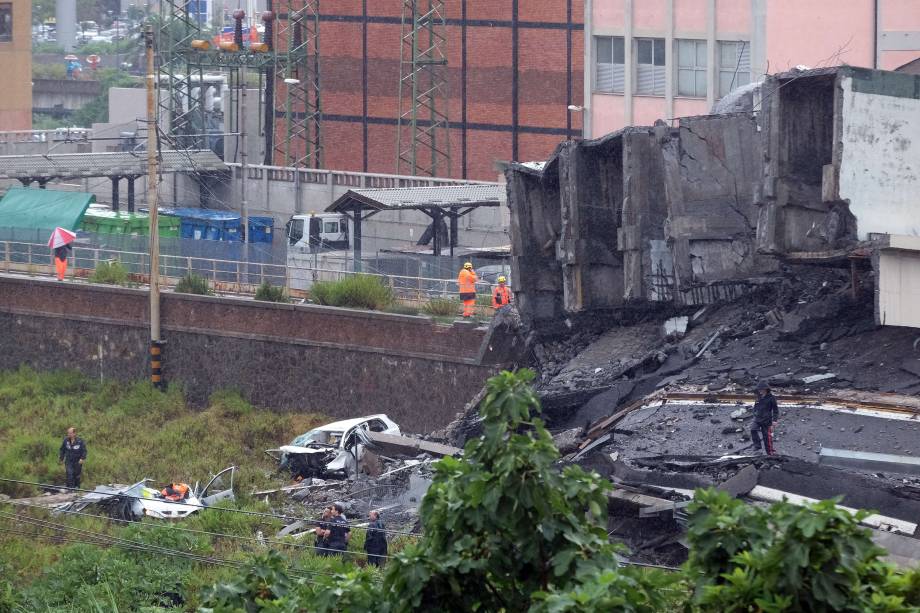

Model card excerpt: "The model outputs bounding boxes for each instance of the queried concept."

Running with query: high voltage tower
[396,0,451,177]
[155,0,322,168]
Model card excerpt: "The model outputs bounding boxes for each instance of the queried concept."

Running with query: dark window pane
[637,39,652,64]
[596,36,612,64]
[654,38,666,65]
[612,37,625,63]
[0,4,11,42]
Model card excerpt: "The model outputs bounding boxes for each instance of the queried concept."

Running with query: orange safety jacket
[161,483,190,501]
[457,269,477,299]
[492,285,511,308]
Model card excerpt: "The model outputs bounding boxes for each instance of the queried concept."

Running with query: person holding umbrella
[48,227,76,281]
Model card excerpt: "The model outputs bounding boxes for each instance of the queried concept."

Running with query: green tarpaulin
[0,188,95,232]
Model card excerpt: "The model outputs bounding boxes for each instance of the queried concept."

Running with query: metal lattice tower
[156,1,317,168]
[157,0,206,150]
[273,0,322,168]
[396,0,451,177]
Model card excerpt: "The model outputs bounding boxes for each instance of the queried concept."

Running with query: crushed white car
[56,466,236,521]
[266,415,400,479]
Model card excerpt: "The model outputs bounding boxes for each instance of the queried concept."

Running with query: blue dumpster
[248,216,274,244]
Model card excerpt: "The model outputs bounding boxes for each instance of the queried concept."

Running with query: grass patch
[310,275,394,310]
[423,297,461,317]
[174,273,212,295]
[89,260,130,286]
[254,281,289,303]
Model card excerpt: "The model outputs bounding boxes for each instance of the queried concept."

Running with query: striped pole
[150,341,163,389]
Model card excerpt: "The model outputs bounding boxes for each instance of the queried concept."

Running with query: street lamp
[567,105,590,139]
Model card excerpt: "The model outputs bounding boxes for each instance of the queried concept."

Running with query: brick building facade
[273,1,583,180]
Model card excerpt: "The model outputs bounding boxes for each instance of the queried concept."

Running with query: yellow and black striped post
[150,341,163,389]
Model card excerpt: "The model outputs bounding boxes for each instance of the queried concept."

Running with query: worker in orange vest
[492,275,511,309]
[457,262,477,318]
[161,483,190,501]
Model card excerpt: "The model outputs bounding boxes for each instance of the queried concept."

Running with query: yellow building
[0,0,31,130]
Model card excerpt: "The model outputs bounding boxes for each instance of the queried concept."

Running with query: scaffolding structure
[273,1,322,168]
[396,0,451,177]
[156,0,321,168]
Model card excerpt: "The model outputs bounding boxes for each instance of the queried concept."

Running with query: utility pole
[145,24,163,389]
[236,9,250,275]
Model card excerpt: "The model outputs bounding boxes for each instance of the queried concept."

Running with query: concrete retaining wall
[0,276,497,432]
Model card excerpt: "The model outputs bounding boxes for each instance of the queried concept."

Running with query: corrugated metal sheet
[328,184,505,212]
[0,150,227,180]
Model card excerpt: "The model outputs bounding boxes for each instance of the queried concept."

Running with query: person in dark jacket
[59,427,87,488]
[326,502,351,557]
[364,509,388,567]
[313,506,333,556]
[751,381,779,455]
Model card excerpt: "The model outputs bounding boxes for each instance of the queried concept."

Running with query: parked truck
[285,213,350,253]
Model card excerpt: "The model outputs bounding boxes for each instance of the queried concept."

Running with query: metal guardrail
[0,240,493,309]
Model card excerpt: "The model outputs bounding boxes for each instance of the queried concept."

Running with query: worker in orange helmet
[457,262,478,318]
[161,482,190,502]
[492,275,511,310]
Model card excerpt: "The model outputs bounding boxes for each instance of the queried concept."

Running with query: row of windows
[595,36,751,98]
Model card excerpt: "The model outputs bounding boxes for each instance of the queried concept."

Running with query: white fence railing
[0,240,493,308]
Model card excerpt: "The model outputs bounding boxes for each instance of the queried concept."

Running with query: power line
[0,478,421,538]
[0,496,395,561]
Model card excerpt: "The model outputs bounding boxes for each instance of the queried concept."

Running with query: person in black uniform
[326,503,351,557]
[314,506,333,557]
[364,509,388,567]
[59,427,87,488]
[751,381,779,455]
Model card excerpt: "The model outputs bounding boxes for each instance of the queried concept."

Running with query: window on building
[635,38,666,96]
[594,36,625,93]
[676,39,707,97]
[0,4,12,43]
[718,40,751,97]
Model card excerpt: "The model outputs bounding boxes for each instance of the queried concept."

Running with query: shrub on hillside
[89,260,129,286]
[310,275,393,310]
[174,273,212,295]
[423,297,460,317]
[254,281,289,303]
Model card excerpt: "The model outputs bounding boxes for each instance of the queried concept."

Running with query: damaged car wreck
[434,65,920,569]
[55,467,236,521]
[266,415,401,480]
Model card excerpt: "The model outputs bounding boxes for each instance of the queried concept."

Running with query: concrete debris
[729,408,749,420]
[661,316,689,341]
[364,431,461,459]
[801,373,837,384]
[819,448,920,477]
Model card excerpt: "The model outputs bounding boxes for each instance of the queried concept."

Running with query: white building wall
[838,76,920,239]
[877,236,920,329]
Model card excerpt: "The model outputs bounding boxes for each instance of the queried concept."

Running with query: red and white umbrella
[48,227,77,249]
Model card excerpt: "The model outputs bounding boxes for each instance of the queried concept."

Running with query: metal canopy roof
[0,188,95,231]
[0,150,227,181]
[326,184,505,213]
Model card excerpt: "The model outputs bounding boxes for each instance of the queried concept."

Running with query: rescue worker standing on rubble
[457,262,478,318]
[314,505,333,556]
[58,427,87,489]
[491,275,512,310]
[364,509,387,567]
[326,502,351,557]
[751,381,779,455]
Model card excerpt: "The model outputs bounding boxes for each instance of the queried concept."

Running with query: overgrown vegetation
[4,368,920,610]
[0,367,334,609]
[254,281,289,303]
[422,297,460,317]
[174,272,212,295]
[89,259,129,286]
[310,274,394,310]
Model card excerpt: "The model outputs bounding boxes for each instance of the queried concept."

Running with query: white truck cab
[285,213,350,252]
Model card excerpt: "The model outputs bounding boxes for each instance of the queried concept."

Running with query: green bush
[310,275,393,310]
[254,281,289,303]
[174,273,212,295]
[33,63,67,79]
[423,297,460,316]
[89,260,129,286]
